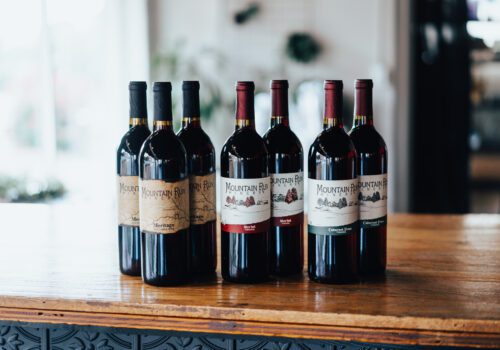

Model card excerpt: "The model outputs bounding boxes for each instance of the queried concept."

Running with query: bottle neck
[323,89,343,129]
[182,117,201,128]
[235,89,255,130]
[129,88,147,125]
[271,87,289,127]
[353,87,373,127]
[182,87,201,129]
[129,117,147,128]
[153,120,173,132]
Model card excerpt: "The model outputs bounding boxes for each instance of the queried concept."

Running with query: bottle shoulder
[140,129,187,160]
[117,125,151,156]
[177,126,215,156]
[221,127,268,158]
[263,124,303,155]
[309,127,356,158]
[349,125,387,154]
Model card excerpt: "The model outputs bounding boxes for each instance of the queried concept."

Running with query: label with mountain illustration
[117,175,140,227]
[139,178,190,234]
[221,177,271,234]
[308,178,359,235]
[359,173,388,228]
[271,172,304,226]
[189,172,216,225]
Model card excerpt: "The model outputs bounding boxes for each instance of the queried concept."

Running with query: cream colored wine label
[189,173,216,225]
[117,175,140,227]
[139,178,190,234]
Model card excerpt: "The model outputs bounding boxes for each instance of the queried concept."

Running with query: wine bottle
[263,80,304,276]
[349,79,388,275]
[220,81,270,283]
[177,81,217,276]
[307,80,359,283]
[139,82,190,286]
[116,81,151,276]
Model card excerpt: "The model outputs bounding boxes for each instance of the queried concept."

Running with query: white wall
[148,0,410,212]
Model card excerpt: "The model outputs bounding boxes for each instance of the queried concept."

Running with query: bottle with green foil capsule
[307,80,359,284]
[349,79,388,276]
[177,81,217,276]
[139,82,190,286]
[116,81,151,276]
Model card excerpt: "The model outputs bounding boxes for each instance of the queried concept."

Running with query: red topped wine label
[221,177,271,234]
[271,172,304,227]
[308,178,359,235]
[139,178,190,234]
[359,174,388,228]
[117,175,140,227]
[189,173,216,225]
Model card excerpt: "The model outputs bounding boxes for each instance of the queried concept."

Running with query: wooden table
[0,204,498,349]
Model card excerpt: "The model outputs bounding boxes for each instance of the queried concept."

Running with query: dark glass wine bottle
[307,80,359,284]
[139,82,190,286]
[177,81,217,276]
[349,79,388,276]
[116,81,151,276]
[263,80,304,276]
[220,81,270,283]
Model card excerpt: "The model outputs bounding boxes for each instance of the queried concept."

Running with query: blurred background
[0,0,499,214]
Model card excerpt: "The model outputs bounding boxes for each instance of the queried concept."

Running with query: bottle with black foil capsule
[177,81,217,276]
[263,80,304,276]
[116,81,151,276]
[220,81,270,283]
[308,80,359,283]
[349,79,388,275]
[139,82,190,286]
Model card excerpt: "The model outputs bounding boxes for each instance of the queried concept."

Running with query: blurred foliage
[234,3,260,25]
[152,42,231,123]
[0,176,65,203]
[286,32,322,64]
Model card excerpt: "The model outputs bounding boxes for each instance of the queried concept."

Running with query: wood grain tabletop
[0,204,498,348]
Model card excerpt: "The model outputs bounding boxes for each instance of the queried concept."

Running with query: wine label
[117,175,140,227]
[221,177,271,234]
[189,172,216,225]
[308,178,359,235]
[271,172,304,226]
[139,178,190,234]
[359,173,388,228]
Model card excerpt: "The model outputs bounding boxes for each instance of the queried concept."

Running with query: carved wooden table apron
[0,204,498,349]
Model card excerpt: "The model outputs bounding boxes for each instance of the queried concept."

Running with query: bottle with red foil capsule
[220,81,270,283]
[263,80,304,276]
[307,80,359,283]
[177,81,217,276]
[349,79,388,276]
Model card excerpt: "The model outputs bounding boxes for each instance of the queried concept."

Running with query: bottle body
[264,80,304,275]
[116,82,151,276]
[139,82,190,286]
[178,81,217,276]
[349,79,388,275]
[307,80,359,283]
[220,82,270,283]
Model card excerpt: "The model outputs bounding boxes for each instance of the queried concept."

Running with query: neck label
[139,178,190,234]
[189,173,216,225]
[359,174,388,228]
[221,177,271,234]
[308,178,359,235]
[271,172,304,226]
[117,175,140,227]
